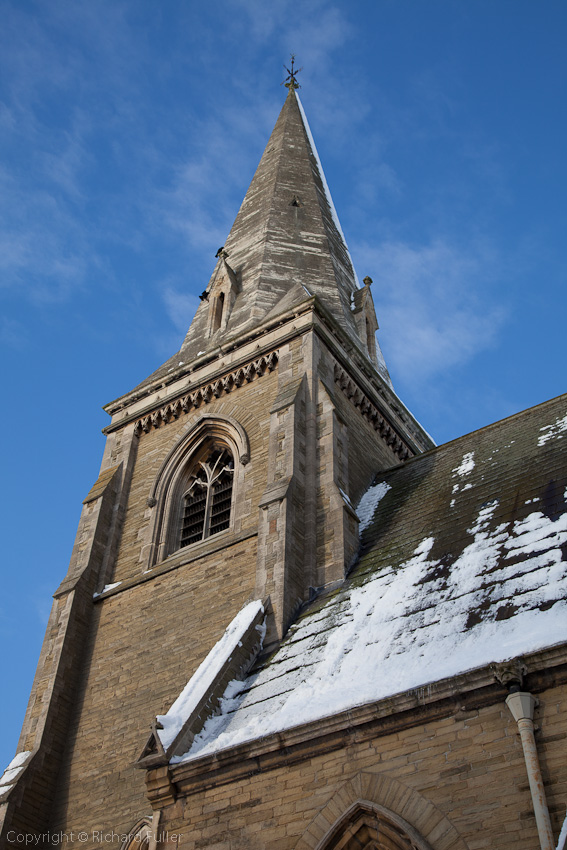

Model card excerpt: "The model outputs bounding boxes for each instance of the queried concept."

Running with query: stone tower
[0,86,432,842]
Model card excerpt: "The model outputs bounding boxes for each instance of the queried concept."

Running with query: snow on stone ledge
[157,600,264,750]
[93,581,121,599]
[0,750,31,790]
[357,481,391,532]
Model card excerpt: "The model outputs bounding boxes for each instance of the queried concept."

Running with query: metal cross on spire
[283,54,302,91]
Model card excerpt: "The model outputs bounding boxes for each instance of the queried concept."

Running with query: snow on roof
[157,600,264,750]
[176,504,566,762]
[538,411,567,446]
[356,481,391,532]
[453,451,475,477]
[173,393,567,765]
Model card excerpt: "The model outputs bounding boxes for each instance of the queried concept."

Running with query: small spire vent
[290,195,302,207]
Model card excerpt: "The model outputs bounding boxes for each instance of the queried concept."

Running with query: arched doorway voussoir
[295,771,469,850]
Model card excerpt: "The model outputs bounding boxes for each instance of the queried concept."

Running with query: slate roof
[123,89,387,399]
[173,392,567,764]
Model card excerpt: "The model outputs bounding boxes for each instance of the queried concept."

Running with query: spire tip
[282,54,302,92]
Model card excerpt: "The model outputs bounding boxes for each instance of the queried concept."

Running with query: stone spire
[126,85,393,398]
[179,86,363,357]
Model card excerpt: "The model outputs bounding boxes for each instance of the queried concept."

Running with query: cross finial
[283,54,302,91]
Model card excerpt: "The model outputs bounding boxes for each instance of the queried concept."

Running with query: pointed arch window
[179,445,234,547]
[145,414,250,568]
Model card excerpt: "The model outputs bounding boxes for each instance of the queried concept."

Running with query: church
[1,71,566,850]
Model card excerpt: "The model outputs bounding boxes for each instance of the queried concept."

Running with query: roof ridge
[382,390,567,473]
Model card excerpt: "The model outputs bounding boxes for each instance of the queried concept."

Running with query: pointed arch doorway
[316,801,433,850]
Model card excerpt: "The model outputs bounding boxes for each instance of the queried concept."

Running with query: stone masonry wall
[111,369,279,585]
[313,339,402,586]
[47,533,259,839]
[321,365,402,508]
[157,680,567,849]
[43,365,281,837]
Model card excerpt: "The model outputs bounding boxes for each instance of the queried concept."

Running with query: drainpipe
[506,690,554,850]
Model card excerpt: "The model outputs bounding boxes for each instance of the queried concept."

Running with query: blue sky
[1,0,566,770]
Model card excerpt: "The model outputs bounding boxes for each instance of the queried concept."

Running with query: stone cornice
[153,644,567,804]
[102,293,432,457]
[304,298,433,452]
[104,351,279,437]
[132,351,278,437]
[104,297,316,416]
[333,363,412,462]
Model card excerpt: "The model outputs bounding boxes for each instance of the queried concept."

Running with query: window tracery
[145,414,249,568]
[179,445,234,547]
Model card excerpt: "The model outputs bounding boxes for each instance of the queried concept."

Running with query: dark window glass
[179,447,233,547]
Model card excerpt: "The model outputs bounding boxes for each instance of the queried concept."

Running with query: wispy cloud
[0,0,363,324]
[0,4,124,300]
[0,0,172,300]
[232,0,350,57]
[353,238,506,385]
[149,0,361,288]
[154,121,258,257]
[232,0,360,125]
[0,165,89,301]
[163,286,200,335]
[0,0,517,375]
